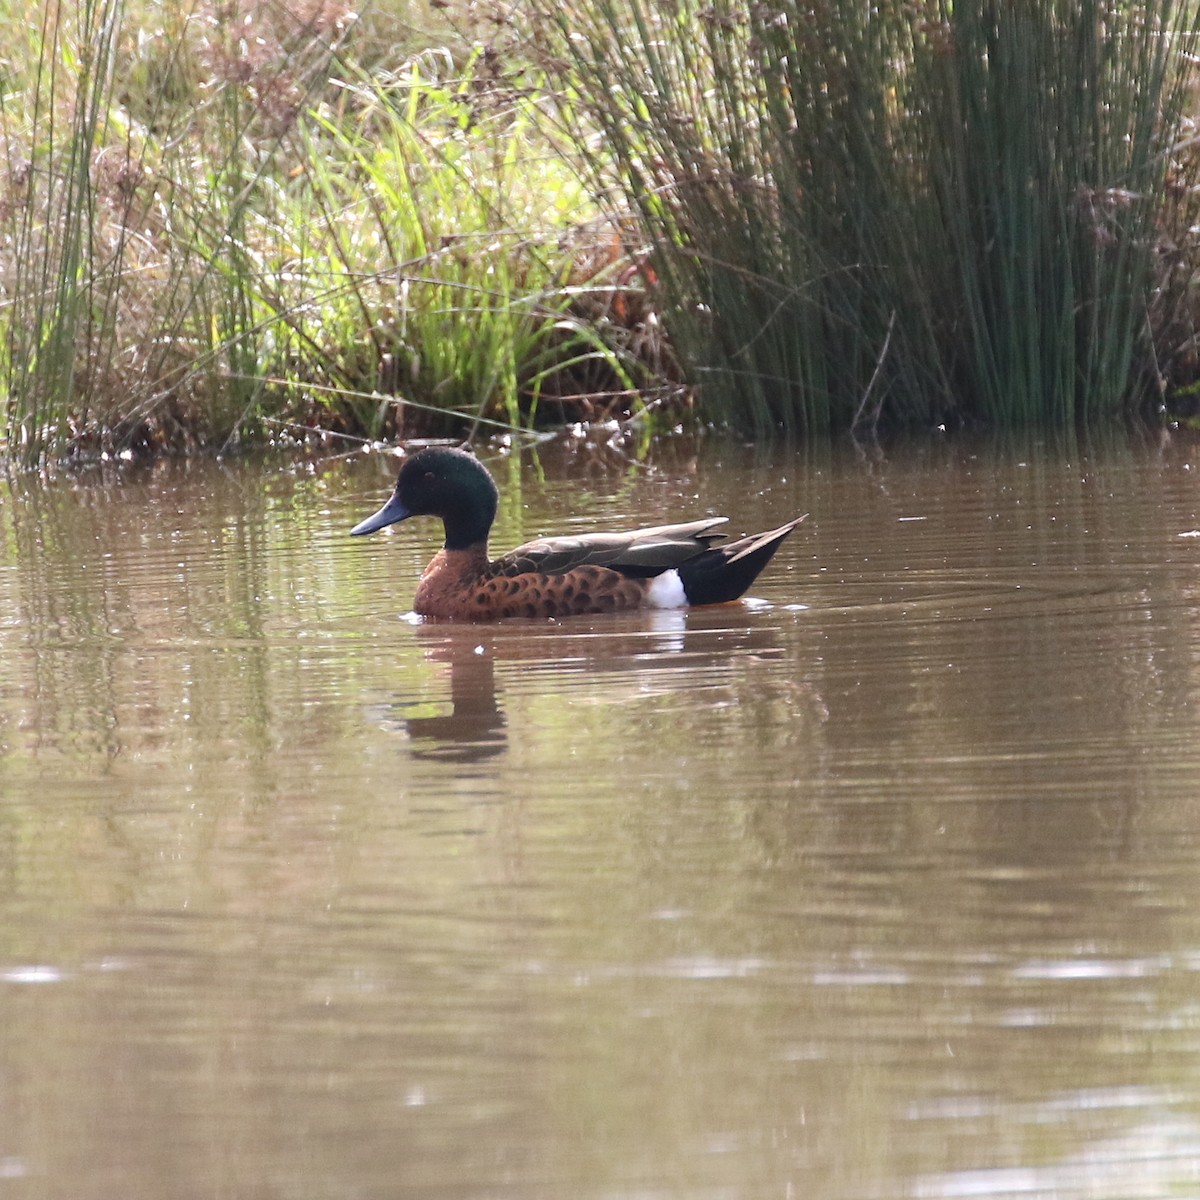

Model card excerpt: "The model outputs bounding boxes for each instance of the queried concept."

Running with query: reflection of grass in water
[0,0,644,465]
[535,0,1200,435]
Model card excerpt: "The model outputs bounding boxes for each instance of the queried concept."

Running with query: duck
[350,446,806,621]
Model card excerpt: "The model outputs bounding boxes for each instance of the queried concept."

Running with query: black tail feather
[676,516,806,606]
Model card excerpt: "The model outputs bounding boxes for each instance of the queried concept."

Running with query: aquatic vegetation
[0,0,352,462]
[0,0,646,465]
[4,0,1200,463]
[534,0,1200,434]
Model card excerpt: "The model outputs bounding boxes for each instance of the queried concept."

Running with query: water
[1,430,1199,1199]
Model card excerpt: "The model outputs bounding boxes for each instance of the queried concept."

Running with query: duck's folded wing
[493,518,729,578]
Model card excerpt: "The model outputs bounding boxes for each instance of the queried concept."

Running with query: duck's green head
[350,446,499,550]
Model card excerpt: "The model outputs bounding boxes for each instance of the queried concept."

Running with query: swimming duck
[350,446,805,621]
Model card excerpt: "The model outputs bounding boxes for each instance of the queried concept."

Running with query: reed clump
[534,0,1200,435]
[0,0,653,466]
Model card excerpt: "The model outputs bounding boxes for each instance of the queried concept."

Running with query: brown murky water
[1,430,1199,1199]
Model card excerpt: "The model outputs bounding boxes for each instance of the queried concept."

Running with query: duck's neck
[438,461,498,552]
[440,504,494,553]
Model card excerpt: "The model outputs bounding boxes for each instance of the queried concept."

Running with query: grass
[0,0,653,466]
[3,0,1200,463]
[288,46,634,436]
[533,0,1200,435]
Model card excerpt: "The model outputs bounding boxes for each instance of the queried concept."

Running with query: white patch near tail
[646,569,688,609]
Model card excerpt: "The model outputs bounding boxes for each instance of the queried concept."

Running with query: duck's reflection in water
[376,628,508,763]
[371,606,796,763]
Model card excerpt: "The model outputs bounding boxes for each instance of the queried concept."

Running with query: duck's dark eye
[423,471,435,484]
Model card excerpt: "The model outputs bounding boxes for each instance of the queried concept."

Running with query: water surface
[1,431,1199,1199]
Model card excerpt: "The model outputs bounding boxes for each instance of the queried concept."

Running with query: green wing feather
[490,518,730,579]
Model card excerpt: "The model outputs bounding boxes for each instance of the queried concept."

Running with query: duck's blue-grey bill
[350,495,411,536]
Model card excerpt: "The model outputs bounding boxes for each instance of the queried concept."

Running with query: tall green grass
[285,47,634,438]
[0,0,359,462]
[535,0,1200,434]
[1,0,119,462]
[0,0,638,465]
[7,0,1197,461]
